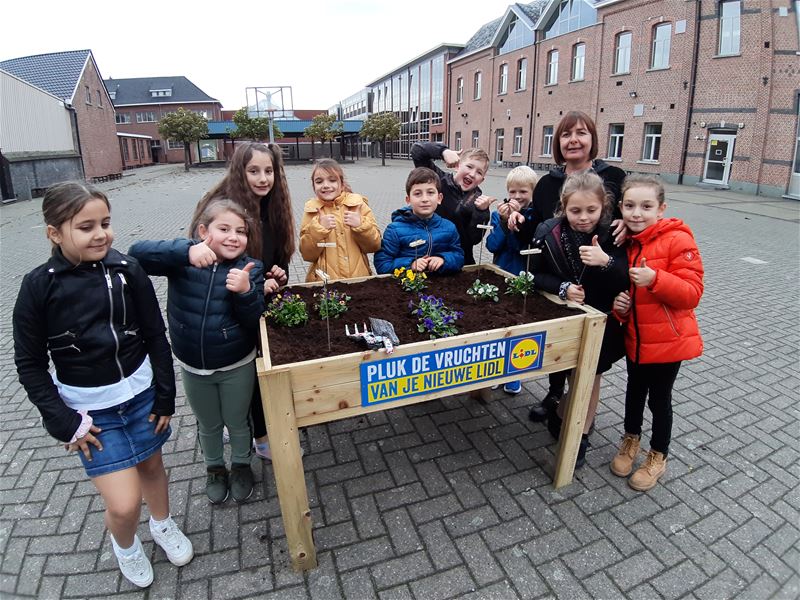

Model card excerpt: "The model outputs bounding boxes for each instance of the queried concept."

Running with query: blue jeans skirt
[78,386,171,478]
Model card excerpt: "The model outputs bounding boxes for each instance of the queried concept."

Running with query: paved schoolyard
[0,160,798,599]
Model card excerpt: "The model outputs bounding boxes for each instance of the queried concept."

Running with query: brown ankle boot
[610,433,640,477]
[628,450,667,491]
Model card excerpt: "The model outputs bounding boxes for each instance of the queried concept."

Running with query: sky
[2,0,521,111]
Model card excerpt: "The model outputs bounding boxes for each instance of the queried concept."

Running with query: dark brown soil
[266,268,582,365]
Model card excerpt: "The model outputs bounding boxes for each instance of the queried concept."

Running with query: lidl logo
[509,338,541,371]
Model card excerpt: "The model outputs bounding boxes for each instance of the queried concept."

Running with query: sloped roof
[516,0,549,24]
[460,0,549,55]
[0,49,91,101]
[103,76,219,106]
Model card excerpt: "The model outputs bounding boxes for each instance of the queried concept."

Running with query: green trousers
[181,361,254,467]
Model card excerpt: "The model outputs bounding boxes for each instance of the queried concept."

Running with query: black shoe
[206,466,229,504]
[528,391,562,422]
[230,463,254,502]
[575,434,590,468]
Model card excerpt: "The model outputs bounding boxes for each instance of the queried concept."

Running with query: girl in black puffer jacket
[129,198,265,505]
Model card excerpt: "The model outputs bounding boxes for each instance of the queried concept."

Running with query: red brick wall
[75,58,123,179]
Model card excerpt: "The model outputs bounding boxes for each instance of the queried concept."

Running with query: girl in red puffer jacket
[611,175,704,492]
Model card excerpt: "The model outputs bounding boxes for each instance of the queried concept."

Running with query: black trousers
[547,370,569,396]
[250,377,268,439]
[624,359,682,455]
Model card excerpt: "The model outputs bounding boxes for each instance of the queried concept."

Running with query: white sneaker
[112,534,153,588]
[149,516,194,566]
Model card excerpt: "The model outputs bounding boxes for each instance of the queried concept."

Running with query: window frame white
[542,125,554,156]
[498,63,509,94]
[718,0,741,56]
[607,123,624,159]
[642,123,662,162]
[547,50,559,85]
[651,23,672,70]
[614,31,632,74]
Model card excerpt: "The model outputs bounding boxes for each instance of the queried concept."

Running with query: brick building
[104,76,223,165]
[1,50,122,182]
[447,0,799,198]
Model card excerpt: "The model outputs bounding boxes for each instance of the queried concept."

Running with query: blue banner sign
[361,332,546,407]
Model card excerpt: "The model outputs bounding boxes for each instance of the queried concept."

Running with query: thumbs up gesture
[318,208,336,231]
[343,204,362,228]
[189,235,217,268]
[578,234,610,267]
[226,262,255,294]
[629,257,656,287]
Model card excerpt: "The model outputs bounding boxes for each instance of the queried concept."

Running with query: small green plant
[505,271,536,297]
[393,266,428,292]
[409,294,463,339]
[265,292,308,327]
[314,289,351,319]
[467,279,500,302]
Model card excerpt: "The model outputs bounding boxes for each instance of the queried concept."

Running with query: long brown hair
[190,142,295,264]
[42,182,111,255]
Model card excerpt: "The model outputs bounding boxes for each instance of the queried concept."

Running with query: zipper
[199,263,217,370]
[124,329,139,336]
[662,305,679,336]
[48,330,76,340]
[101,263,125,379]
[424,222,433,257]
[118,272,128,325]
[630,243,642,364]
[51,344,81,353]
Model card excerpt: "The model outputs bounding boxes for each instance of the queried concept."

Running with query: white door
[703,133,736,185]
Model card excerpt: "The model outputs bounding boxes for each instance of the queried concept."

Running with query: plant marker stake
[315,267,332,351]
[519,247,542,315]
[409,239,425,267]
[476,224,493,266]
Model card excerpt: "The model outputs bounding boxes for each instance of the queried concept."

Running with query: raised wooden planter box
[256,264,606,571]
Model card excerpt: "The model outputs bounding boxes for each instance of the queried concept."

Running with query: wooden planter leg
[260,369,317,571]
[553,313,606,488]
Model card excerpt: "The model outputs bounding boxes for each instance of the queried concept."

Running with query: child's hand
[65,424,103,461]
[629,257,656,287]
[566,283,585,304]
[579,235,610,267]
[318,209,336,230]
[497,199,521,220]
[427,256,445,271]
[227,262,255,294]
[474,195,495,211]
[611,219,627,246]
[343,205,362,228]
[267,265,287,285]
[613,291,631,316]
[442,148,461,168]
[507,210,526,232]
[149,413,171,435]
[264,279,280,294]
[189,238,217,268]
[412,256,429,272]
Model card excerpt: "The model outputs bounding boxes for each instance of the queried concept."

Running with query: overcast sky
[3,0,518,112]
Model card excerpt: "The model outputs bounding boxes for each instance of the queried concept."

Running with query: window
[455,131,462,151]
[150,89,172,98]
[513,128,523,155]
[472,130,479,148]
[614,32,632,74]
[108,91,116,100]
[85,85,91,104]
[498,14,534,54]
[651,23,672,69]
[642,123,662,161]
[516,58,527,90]
[456,77,464,103]
[96,90,103,107]
[719,1,741,55]
[131,138,139,160]
[495,129,505,163]
[136,111,156,123]
[168,140,184,150]
[547,50,559,84]
[608,124,624,159]
[542,126,554,156]
[120,139,129,161]
[474,72,482,100]
[115,113,131,124]
[571,43,585,81]
[498,64,508,94]
[545,0,598,39]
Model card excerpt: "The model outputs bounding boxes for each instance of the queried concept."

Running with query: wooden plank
[292,337,582,423]
[259,317,272,371]
[260,370,316,571]
[553,312,607,488]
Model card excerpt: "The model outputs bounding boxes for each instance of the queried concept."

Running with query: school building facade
[447,0,799,198]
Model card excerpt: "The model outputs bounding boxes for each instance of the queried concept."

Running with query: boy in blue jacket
[374,167,464,275]
[486,166,539,275]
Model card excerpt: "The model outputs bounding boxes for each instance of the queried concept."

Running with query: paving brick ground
[0,160,798,599]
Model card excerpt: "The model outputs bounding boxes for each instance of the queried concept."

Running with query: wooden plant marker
[409,238,425,267]
[519,247,542,314]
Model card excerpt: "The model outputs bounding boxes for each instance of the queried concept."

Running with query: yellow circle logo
[510,338,540,370]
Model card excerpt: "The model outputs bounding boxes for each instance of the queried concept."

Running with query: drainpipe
[526,38,539,166]
[66,103,86,180]
[678,0,701,185]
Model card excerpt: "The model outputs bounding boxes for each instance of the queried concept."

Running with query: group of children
[13,137,703,588]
